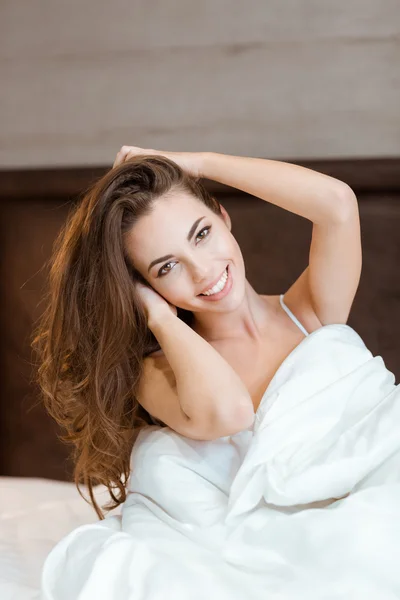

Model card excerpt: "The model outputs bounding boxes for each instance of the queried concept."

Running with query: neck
[191,280,271,344]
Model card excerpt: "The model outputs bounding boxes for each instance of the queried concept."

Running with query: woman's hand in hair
[113,145,204,179]
[135,281,178,324]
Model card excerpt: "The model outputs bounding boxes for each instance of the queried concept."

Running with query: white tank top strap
[279,294,309,337]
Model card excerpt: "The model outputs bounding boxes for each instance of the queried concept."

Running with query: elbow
[234,394,256,427]
[238,402,256,429]
[205,402,255,441]
[224,400,255,436]
[330,184,359,224]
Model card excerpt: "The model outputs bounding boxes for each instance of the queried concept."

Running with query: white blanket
[41,324,400,599]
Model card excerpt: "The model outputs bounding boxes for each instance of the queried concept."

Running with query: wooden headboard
[1,157,399,481]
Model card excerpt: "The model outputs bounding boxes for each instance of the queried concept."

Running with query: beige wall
[1,0,399,168]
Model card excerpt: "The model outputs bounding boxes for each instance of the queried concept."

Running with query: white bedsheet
[0,477,120,600]
[38,325,400,598]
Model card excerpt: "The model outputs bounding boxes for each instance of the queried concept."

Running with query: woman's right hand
[135,281,178,324]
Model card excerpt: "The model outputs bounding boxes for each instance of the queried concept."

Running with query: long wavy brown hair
[31,155,222,519]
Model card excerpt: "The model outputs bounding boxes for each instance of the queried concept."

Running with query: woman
[36,148,400,599]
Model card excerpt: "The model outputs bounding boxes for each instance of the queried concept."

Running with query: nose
[190,262,211,283]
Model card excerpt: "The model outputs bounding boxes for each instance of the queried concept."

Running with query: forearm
[199,152,354,225]
[148,312,255,428]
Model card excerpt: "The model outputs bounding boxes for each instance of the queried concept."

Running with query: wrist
[197,152,215,179]
[148,309,178,332]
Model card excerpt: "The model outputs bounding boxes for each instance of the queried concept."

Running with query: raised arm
[200,152,362,326]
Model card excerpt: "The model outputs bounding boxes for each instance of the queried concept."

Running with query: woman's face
[124,190,245,311]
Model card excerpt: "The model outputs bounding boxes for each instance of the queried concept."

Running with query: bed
[0,477,120,600]
[1,161,399,598]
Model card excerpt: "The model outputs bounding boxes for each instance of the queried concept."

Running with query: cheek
[220,232,237,255]
[155,278,182,301]
[162,278,193,305]
[229,236,242,260]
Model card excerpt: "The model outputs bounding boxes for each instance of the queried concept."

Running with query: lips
[197,265,228,296]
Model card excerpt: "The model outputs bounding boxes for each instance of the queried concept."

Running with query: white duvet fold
[41,324,400,600]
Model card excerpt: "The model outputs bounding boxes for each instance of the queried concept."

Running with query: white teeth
[201,267,228,296]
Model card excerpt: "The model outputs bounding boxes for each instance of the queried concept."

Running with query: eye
[196,225,211,241]
[157,225,212,277]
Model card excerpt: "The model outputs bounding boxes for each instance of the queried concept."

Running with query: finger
[113,151,122,169]
[126,150,141,162]
[113,145,132,168]
[113,147,127,168]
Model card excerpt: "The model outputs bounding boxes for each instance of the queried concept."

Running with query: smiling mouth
[197,264,229,296]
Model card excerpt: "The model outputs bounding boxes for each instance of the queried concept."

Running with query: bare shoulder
[280,268,325,334]
[262,285,323,335]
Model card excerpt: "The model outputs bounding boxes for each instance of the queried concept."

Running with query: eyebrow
[147,216,206,273]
